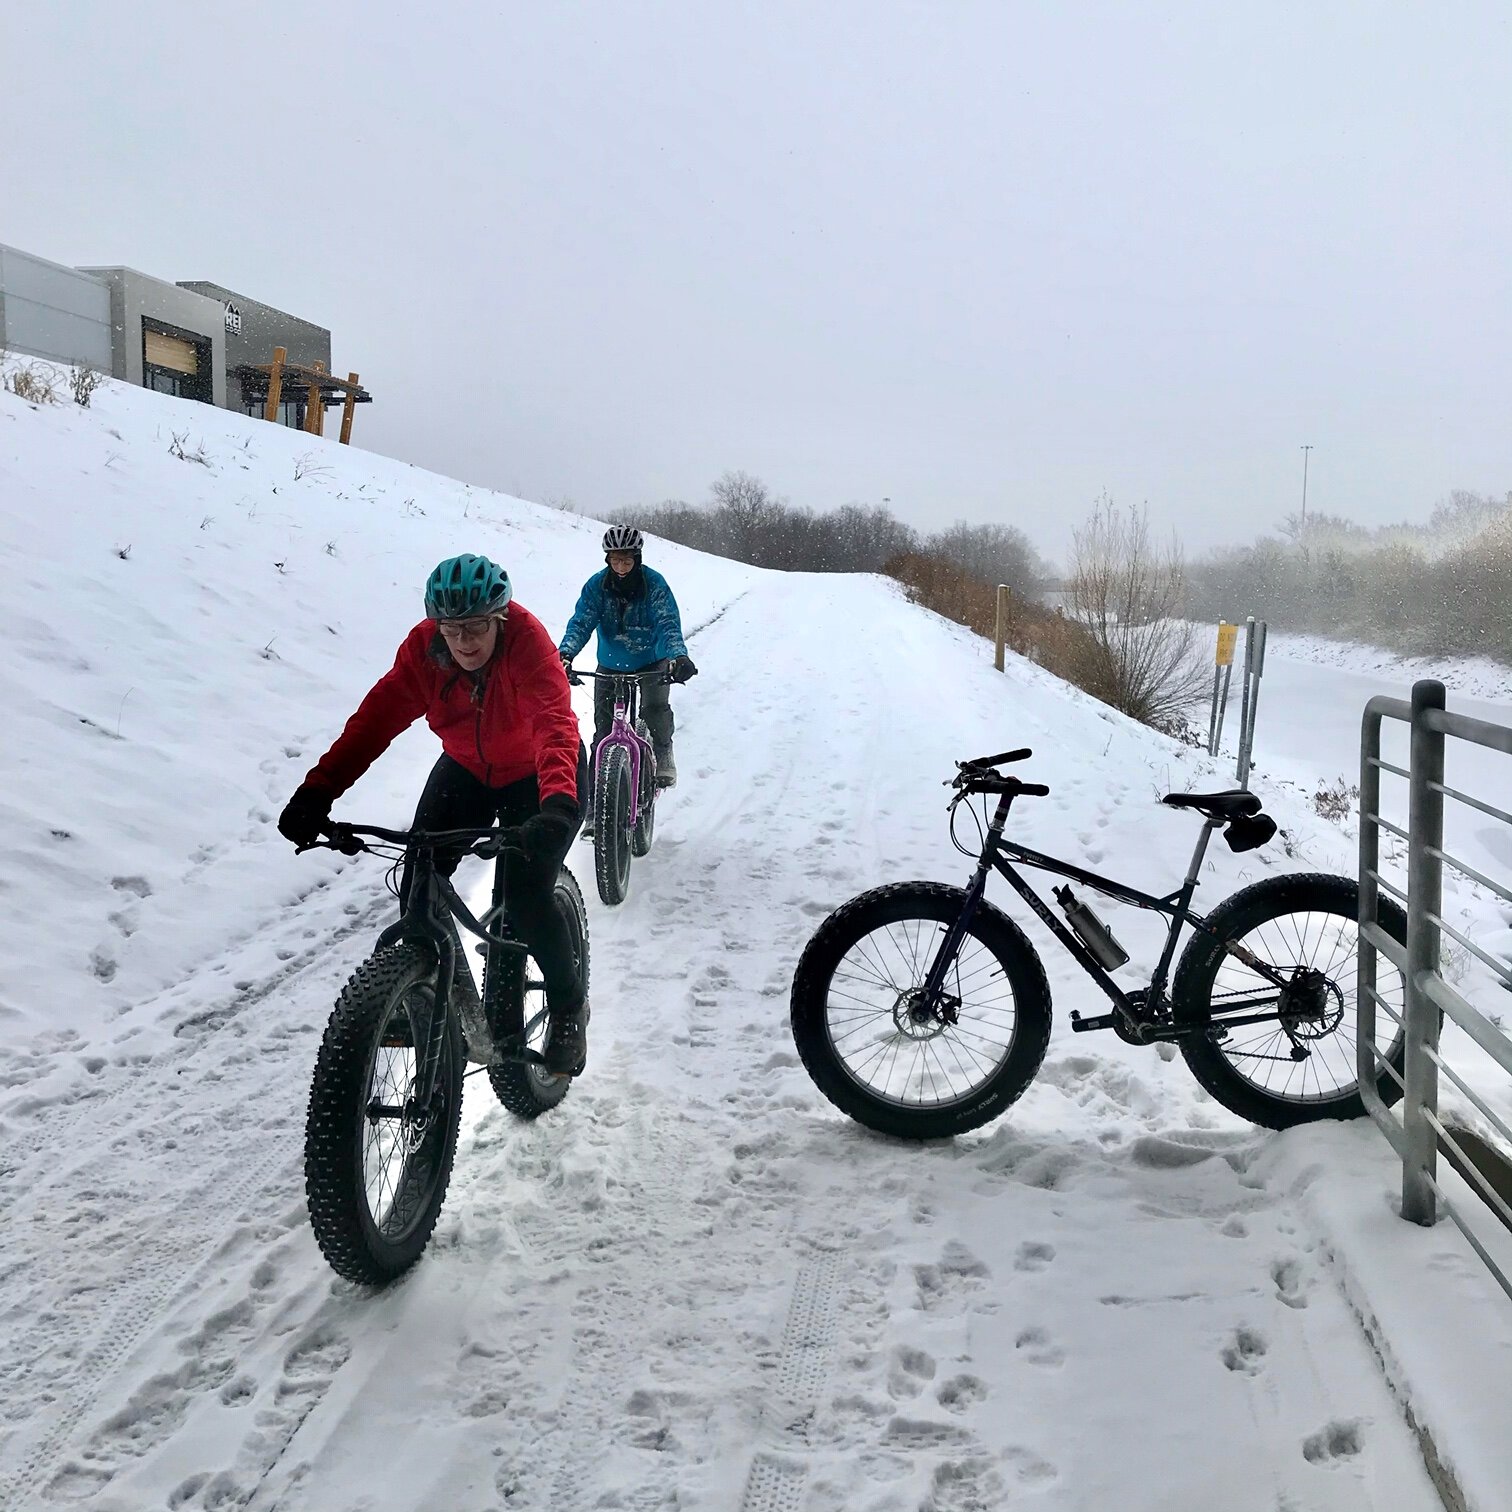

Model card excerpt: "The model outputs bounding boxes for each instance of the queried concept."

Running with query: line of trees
[1184,490,1512,663]
[619,475,1214,736]
[614,471,1046,598]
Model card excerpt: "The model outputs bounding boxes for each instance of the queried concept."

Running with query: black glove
[518,795,579,862]
[670,654,698,684]
[559,651,582,685]
[278,783,333,847]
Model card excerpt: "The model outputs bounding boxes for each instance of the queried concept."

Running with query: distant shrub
[69,362,103,407]
[5,361,59,404]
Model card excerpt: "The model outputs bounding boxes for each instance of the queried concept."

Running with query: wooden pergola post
[339,372,360,445]
[263,346,286,423]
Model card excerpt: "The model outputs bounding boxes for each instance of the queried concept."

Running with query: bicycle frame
[587,671,658,826]
[363,831,536,1112]
[925,791,1293,1040]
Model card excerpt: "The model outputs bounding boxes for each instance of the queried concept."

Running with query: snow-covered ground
[1258,629,1512,706]
[2,372,1509,1511]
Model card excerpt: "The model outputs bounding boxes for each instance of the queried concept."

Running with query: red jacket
[304,603,581,807]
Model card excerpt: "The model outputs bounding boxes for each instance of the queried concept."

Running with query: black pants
[400,749,588,1008]
[592,660,673,773]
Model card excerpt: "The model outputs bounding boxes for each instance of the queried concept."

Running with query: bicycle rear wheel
[593,744,633,905]
[790,882,1052,1139]
[631,720,655,858]
[305,943,464,1284]
[1173,873,1409,1128]
[487,868,590,1119]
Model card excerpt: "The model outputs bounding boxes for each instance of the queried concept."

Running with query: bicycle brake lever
[326,825,365,856]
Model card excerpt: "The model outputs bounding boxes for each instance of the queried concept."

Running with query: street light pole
[1300,444,1313,527]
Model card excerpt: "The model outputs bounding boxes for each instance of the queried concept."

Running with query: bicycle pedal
[1070,1011,1121,1034]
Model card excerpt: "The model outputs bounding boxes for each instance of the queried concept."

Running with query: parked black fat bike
[790,749,1410,1139]
[299,821,588,1283]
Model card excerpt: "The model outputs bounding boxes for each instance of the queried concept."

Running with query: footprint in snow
[1302,1419,1365,1464]
[1220,1327,1268,1375]
[1271,1258,1309,1309]
[885,1345,936,1400]
[936,1374,988,1414]
[1014,1326,1065,1367]
[914,1243,991,1312]
[1013,1240,1056,1272]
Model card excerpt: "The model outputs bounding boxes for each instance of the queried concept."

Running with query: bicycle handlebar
[948,746,1050,801]
[965,748,1032,768]
[566,667,675,687]
[297,821,526,859]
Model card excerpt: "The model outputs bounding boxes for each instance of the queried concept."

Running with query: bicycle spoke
[1207,906,1405,1104]
[824,913,1020,1109]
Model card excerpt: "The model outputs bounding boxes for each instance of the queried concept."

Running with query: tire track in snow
[738,1247,842,1512]
[0,1131,301,1509]
[0,896,388,1505]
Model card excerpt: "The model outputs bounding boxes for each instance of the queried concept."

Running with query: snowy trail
[4,381,1494,1509]
[1,572,1447,1511]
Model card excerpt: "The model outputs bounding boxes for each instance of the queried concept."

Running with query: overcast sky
[5,3,1508,560]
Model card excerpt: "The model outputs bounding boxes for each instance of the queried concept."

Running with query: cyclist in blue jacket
[559,527,697,806]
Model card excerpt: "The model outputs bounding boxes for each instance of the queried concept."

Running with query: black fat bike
[790,749,1409,1139]
[299,821,588,1283]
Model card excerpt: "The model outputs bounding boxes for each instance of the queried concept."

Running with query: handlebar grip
[971,748,1032,767]
[1019,782,1050,798]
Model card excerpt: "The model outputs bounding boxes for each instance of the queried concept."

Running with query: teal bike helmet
[424,554,512,620]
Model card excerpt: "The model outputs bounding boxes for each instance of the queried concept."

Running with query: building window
[142,321,213,403]
[243,396,305,428]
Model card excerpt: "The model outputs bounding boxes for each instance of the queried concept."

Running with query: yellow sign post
[1208,622,1239,754]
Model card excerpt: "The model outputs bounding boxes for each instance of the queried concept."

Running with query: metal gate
[1359,679,1512,1297]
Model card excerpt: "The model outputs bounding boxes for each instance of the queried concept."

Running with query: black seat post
[1182,816,1225,889]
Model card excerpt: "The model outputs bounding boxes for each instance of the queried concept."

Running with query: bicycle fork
[916,800,1012,1020]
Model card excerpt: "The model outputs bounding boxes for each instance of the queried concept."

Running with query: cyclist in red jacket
[277,554,591,1078]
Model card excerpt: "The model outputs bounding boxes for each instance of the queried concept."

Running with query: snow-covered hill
[1,373,1507,1510]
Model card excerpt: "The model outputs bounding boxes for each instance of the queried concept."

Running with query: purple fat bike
[570,667,674,906]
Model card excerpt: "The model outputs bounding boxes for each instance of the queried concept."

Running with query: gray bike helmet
[602,525,644,554]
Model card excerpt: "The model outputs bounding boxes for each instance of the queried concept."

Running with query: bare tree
[1068,494,1207,730]
[925,519,1042,599]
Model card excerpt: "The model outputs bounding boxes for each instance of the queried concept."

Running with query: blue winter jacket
[558,566,688,672]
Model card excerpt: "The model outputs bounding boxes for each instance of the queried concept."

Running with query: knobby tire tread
[488,869,590,1119]
[1172,872,1410,1129]
[304,943,463,1285]
[594,745,633,906]
[790,881,1052,1139]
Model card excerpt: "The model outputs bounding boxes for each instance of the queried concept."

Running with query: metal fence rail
[1359,679,1512,1300]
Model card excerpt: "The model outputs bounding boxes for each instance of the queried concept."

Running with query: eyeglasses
[437,617,497,642]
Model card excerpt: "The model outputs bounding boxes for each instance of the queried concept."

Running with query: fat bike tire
[1173,873,1410,1129]
[790,882,1052,1139]
[487,868,590,1119]
[593,744,634,906]
[631,719,656,858]
[304,943,464,1285]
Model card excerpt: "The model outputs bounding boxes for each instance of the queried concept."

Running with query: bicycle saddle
[1161,790,1262,821]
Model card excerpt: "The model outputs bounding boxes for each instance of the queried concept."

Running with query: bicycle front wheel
[1172,873,1408,1129]
[593,744,633,905]
[304,943,464,1284]
[790,882,1052,1139]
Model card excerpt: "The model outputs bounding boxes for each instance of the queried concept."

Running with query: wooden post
[263,346,286,423]
[339,373,359,445]
[994,584,1009,670]
[304,372,323,436]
